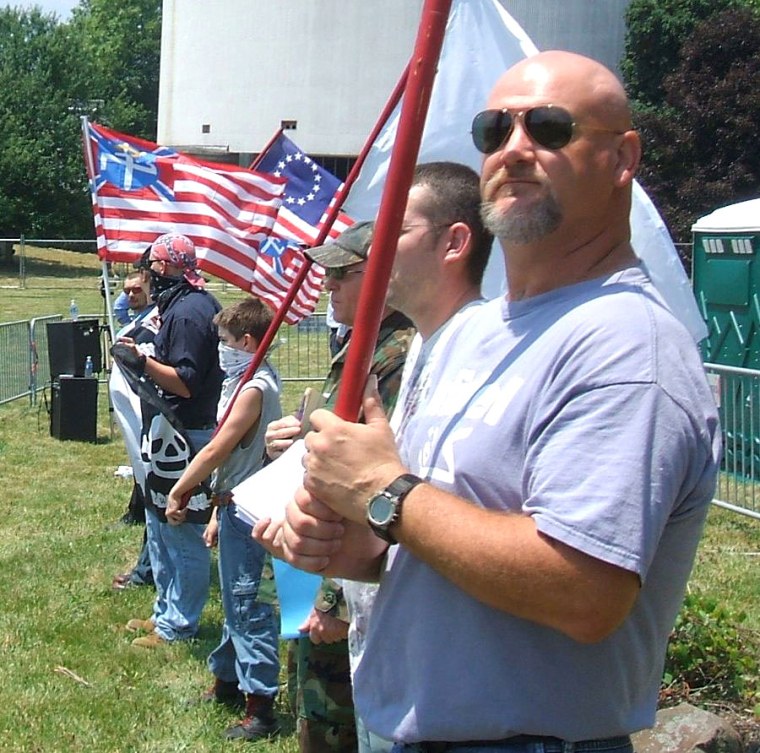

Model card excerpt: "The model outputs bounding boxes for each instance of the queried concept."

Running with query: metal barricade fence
[0,315,63,405]
[0,320,32,405]
[705,362,760,520]
[29,315,62,402]
[0,312,330,407]
[270,313,332,383]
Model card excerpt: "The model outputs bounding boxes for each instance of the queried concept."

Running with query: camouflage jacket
[315,309,415,619]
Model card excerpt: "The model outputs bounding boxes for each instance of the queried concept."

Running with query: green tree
[0,0,161,240]
[622,0,735,107]
[0,8,91,238]
[635,6,760,240]
[68,0,161,138]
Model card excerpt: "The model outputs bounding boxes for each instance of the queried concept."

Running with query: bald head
[489,51,632,133]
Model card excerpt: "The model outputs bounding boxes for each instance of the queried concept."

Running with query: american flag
[83,120,321,323]
[256,132,353,245]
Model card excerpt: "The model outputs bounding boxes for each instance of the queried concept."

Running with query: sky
[4,0,79,19]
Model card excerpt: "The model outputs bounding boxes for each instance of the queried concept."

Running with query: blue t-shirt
[355,267,721,742]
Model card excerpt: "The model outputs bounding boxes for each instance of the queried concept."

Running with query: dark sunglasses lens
[472,110,513,154]
[326,268,346,281]
[525,106,574,149]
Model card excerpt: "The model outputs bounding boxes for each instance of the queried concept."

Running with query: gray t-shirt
[345,303,485,676]
[213,361,282,493]
[355,267,721,743]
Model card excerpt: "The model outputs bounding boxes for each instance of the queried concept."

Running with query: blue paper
[272,558,322,639]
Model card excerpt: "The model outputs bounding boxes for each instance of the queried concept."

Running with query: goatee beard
[480,197,562,245]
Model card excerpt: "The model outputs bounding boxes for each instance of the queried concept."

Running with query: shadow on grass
[1,256,101,279]
[0,243,102,280]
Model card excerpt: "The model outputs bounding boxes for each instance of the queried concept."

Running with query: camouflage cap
[305,221,373,268]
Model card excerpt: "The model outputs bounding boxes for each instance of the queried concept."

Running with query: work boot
[131,632,168,649]
[224,693,280,741]
[199,677,245,709]
[126,617,155,633]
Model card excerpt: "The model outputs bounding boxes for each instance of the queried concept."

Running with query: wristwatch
[366,473,424,544]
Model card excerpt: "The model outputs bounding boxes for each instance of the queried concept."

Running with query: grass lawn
[0,397,299,753]
[0,246,314,751]
[0,245,758,750]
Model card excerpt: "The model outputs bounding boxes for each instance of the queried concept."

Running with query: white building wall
[505,0,630,72]
[158,0,631,157]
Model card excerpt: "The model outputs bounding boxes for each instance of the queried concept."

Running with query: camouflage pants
[288,637,357,753]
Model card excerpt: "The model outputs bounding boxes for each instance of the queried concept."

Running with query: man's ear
[442,222,472,264]
[613,130,641,188]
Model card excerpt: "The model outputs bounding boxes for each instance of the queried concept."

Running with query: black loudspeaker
[50,376,98,442]
[46,320,103,378]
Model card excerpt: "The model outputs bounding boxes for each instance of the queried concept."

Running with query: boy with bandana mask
[166,297,283,742]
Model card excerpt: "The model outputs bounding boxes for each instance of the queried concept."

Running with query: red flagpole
[248,126,284,172]
[334,0,452,421]
[180,11,442,508]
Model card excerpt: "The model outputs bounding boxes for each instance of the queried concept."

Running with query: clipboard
[295,387,325,437]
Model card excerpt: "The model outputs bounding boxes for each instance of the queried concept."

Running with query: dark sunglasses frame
[471,105,625,154]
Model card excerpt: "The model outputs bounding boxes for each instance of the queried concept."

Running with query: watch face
[369,493,395,525]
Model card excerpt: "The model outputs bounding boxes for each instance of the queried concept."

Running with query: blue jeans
[145,427,213,642]
[146,507,210,641]
[392,737,633,753]
[207,503,280,697]
[129,529,153,586]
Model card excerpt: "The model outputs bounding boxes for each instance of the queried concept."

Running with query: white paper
[232,440,307,526]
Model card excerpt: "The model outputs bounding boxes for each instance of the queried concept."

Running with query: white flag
[344,0,706,342]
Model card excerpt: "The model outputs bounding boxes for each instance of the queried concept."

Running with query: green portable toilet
[692,198,760,368]
[693,198,760,478]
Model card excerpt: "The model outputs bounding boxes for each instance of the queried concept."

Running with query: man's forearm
[144,358,190,398]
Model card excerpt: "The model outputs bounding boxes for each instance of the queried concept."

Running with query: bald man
[278,52,721,751]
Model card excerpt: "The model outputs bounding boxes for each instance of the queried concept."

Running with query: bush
[662,592,759,704]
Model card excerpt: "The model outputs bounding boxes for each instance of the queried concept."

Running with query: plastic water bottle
[69,298,79,321]
[84,355,94,378]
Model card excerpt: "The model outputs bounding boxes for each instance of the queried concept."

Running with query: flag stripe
[86,121,325,324]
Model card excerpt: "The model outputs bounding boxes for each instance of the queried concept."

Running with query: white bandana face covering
[218,342,253,379]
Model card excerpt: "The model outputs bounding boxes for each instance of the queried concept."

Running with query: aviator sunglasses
[471,105,625,154]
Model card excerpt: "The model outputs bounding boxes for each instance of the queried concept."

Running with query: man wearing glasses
[262,221,414,753]
[277,51,721,752]
[113,269,151,328]
[110,266,160,578]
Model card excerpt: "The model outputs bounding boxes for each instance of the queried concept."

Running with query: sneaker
[224,715,280,742]
[131,632,168,649]
[126,617,155,633]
